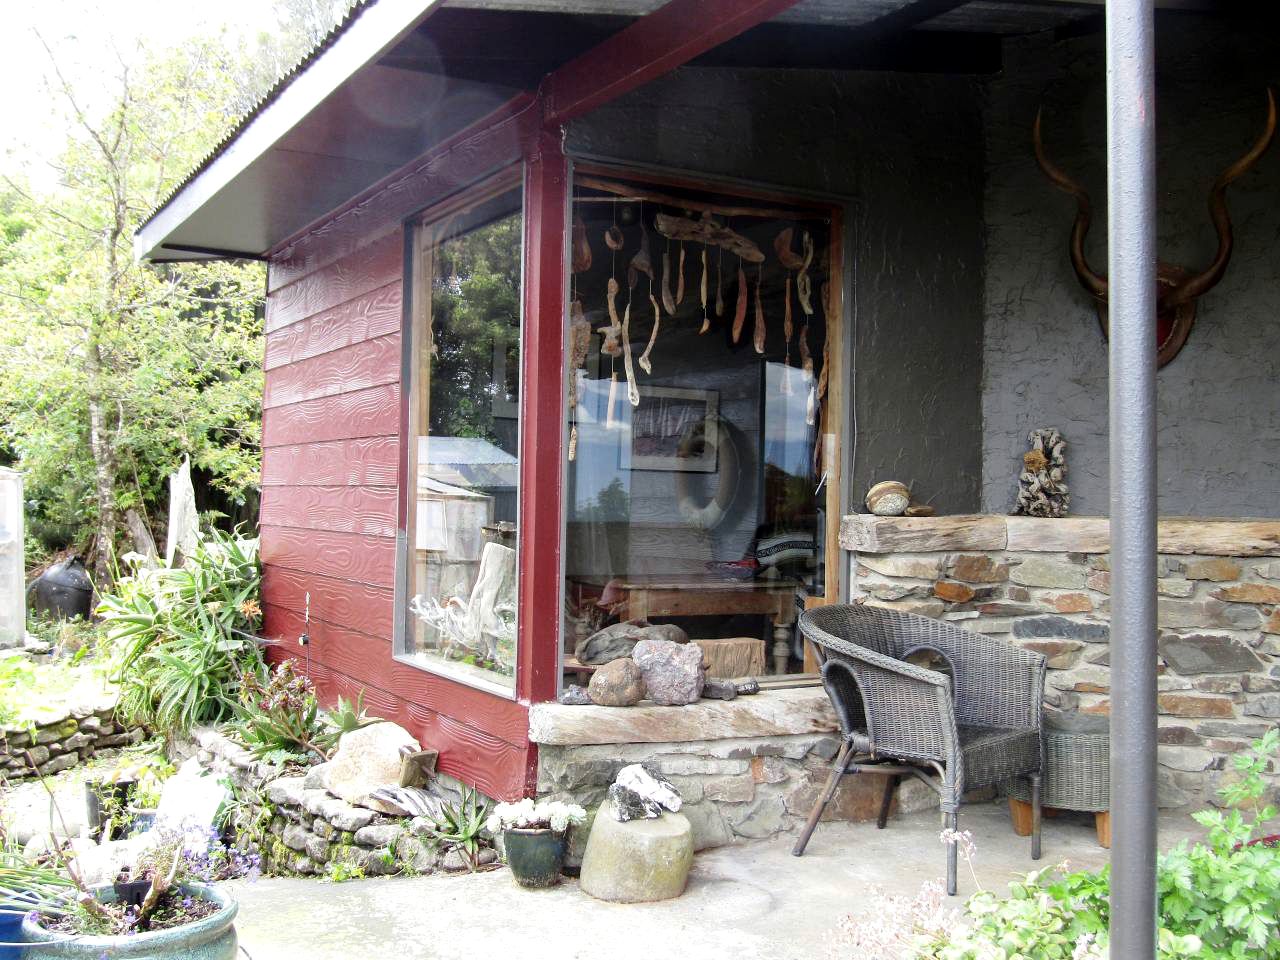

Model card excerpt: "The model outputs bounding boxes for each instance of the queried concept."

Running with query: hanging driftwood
[753,265,766,355]
[676,244,686,305]
[599,278,622,357]
[796,230,815,315]
[567,300,591,462]
[661,250,677,315]
[654,212,764,263]
[774,228,804,271]
[604,225,625,251]
[572,215,592,273]
[1014,428,1070,518]
[732,261,748,343]
[715,249,725,318]
[606,372,620,429]
[798,318,813,380]
[639,292,661,375]
[699,247,709,333]
[629,228,653,290]
[621,301,640,407]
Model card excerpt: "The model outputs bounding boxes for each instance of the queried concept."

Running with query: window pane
[402,184,522,692]
[565,178,831,681]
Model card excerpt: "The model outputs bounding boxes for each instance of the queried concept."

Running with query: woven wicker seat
[793,603,1047,894]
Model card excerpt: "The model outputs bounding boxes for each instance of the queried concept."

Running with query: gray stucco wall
[982,20,1280,516]
[566,67,987,514]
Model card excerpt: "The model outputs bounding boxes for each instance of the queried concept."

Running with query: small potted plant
[487,798,586,888]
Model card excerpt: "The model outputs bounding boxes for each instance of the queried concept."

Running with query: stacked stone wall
[1,707,146,782]
[847,517,1280,809]
[537,733,934,853]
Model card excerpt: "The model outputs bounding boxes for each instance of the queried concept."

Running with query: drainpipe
[1106,0,1158,956]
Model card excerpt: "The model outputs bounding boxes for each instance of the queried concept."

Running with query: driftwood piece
[753,266,766,354]
[695,636,766,679]
[796,231,814,315]
[638,292,661,375]
[605,225,625,251]
[816,282,830,402]
[676,244,686,305]
[654,212,764,263]
[774,227,804,270]
[600,278,622,356]
[699,247,709,333]
[661,250,676,315]
[572,215,592,273]
[732,262,748,343]
[621,301,640,406]
[715,251,725,317]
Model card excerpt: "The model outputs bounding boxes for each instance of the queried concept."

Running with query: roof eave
[134,0,442,263]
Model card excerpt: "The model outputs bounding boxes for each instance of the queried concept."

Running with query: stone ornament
[1013,427,1069,518]
[587,658,646,707]
[574,618,688,666]
[865,480,910,517]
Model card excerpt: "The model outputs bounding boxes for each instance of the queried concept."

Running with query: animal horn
[1033,107,1109,301]
[1163,87,1277,310]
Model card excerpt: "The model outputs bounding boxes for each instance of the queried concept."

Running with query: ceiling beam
[541,0,805,126]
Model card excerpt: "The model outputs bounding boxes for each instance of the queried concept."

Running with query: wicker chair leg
[792,740,852,857]
[876,774,900,829]
[1029,772,1043,861]
[945,810,958,896]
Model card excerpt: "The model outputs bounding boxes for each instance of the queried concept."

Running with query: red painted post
[516,129,569,716]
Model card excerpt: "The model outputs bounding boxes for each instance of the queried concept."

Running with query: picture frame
[623,385,719,473]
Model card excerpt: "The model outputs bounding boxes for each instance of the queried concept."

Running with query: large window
[398,177,523,694]
[564,171,839,681]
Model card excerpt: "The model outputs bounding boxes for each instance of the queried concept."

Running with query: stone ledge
[842,515,1280,557]
[529,687,837,746]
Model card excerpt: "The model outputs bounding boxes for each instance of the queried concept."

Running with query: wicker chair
[793,603,1046,894]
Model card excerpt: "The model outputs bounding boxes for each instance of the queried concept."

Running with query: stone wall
[530,689,933,852]
[1,704,146,783]
[844,515,1280,809]
[188,728,477,878]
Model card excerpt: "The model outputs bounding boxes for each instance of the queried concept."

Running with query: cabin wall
[981,18,1280,516]
[565,66,988,515]
[262,225,531,800]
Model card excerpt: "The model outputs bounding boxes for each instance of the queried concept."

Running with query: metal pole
[1106,1,1158,956]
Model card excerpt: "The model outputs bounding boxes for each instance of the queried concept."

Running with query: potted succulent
[486,799,586,888]
[17,828,244,959]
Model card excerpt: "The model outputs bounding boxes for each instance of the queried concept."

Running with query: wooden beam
[542,0,804,126]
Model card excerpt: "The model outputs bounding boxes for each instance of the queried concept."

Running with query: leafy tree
[0,3,353,580]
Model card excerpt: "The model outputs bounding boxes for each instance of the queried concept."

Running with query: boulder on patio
[324,721,421,814]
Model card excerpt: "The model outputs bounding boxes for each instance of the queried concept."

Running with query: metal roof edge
[134,0,442,262]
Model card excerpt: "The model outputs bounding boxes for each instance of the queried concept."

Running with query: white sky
[0,0,280,187]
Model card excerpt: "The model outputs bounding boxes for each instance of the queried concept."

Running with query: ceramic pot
[20,883,236,959]
[503,827,566,888]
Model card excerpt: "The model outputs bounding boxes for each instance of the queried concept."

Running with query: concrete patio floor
[228,802,1203,960]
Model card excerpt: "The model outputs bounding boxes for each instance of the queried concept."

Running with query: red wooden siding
[262,225,532,800]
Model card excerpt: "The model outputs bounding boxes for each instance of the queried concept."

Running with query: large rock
[576,620,650,665]
[579,799,694,903]
[588,658,645,707]
[325,722,420,814]
[576,620,689,665]
[632,638,704,705]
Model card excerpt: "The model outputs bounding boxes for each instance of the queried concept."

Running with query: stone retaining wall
[843,515,1280,808]
[189,728,454,878]
[529,689,935,852]
[1,706,146,782]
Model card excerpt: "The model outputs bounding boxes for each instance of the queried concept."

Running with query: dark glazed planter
[503,828,566,888]
[20,882,236,959]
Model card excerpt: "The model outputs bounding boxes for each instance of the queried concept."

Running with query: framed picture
[624,385,719,473]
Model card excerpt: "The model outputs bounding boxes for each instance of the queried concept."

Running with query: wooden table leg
[772,620,791,674]
[1095,811,1111,849]
[1008,797,1034,837]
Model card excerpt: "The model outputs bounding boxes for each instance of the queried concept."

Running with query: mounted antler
[1034,88,1276,367]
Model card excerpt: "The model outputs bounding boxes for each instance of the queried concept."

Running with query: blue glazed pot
[20,883,237,959]
[1,904,28,960]
[503,828,566,888]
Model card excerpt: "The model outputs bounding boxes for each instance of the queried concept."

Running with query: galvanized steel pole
[1106,0,1158,956]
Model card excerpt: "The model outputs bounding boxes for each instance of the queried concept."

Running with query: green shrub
[98,528,264,736]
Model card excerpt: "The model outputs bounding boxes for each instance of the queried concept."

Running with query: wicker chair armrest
[821,658,955,764]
